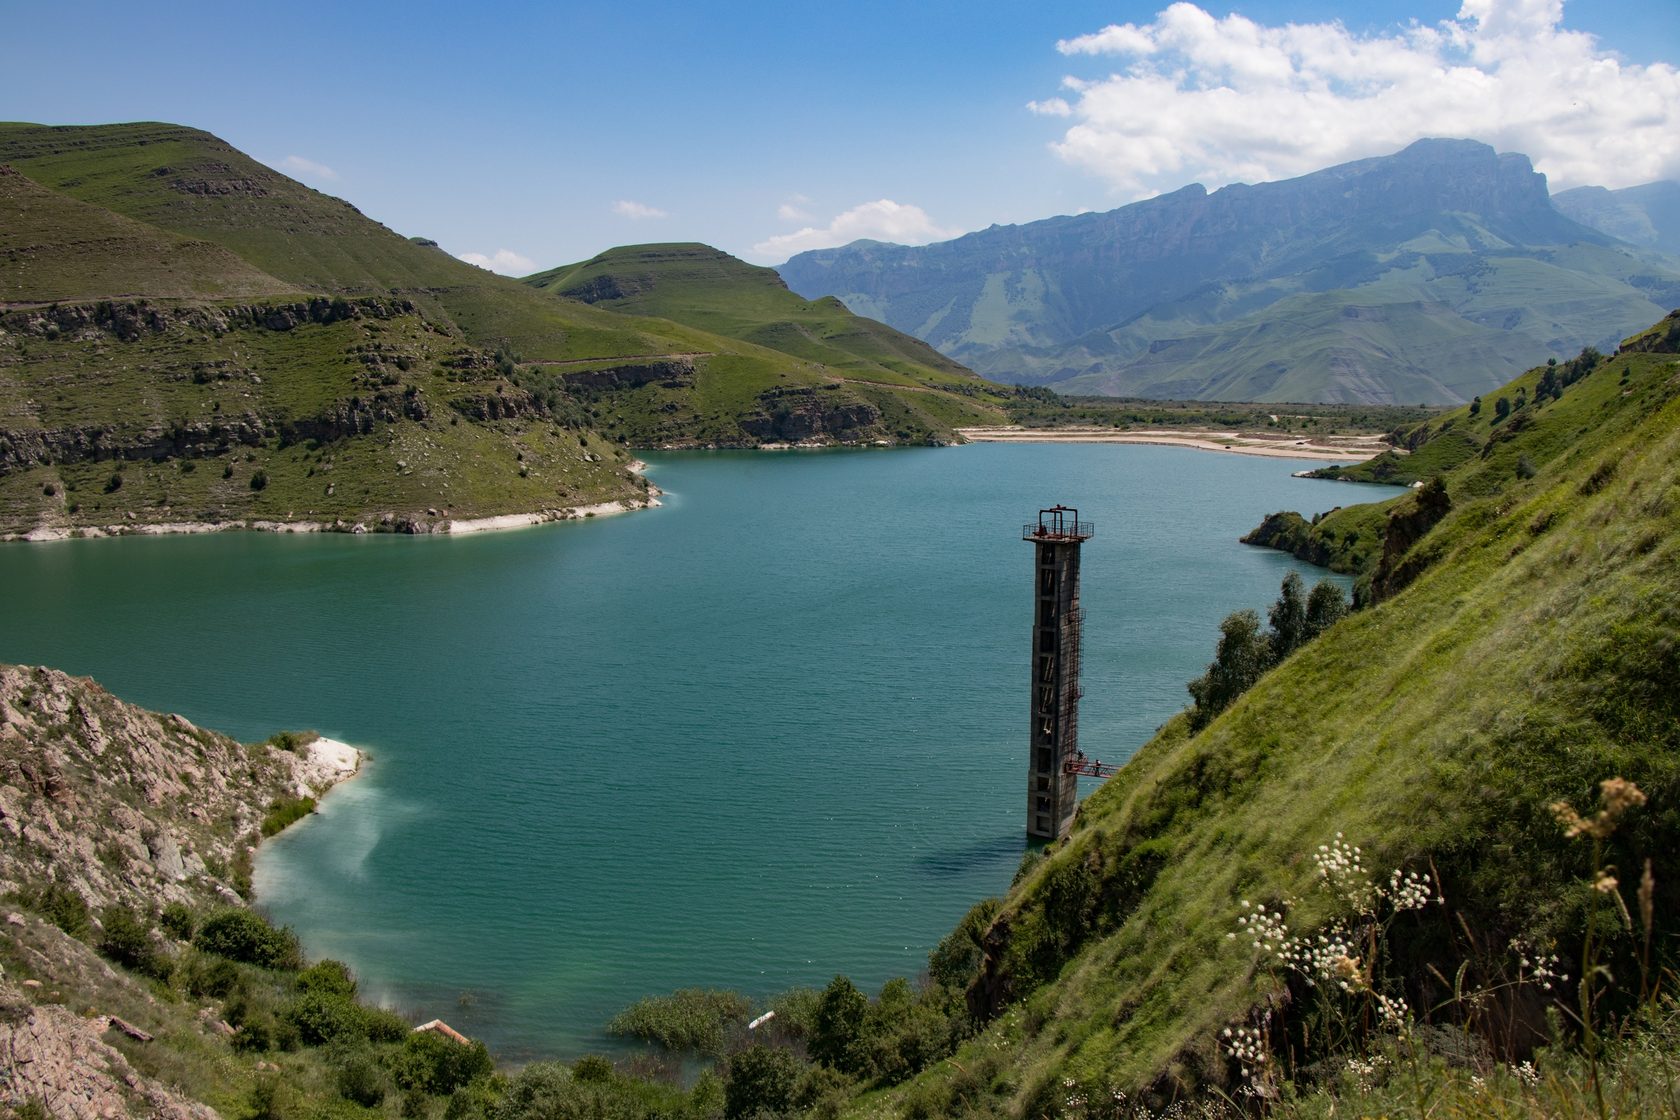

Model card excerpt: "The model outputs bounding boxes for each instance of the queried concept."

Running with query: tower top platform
[1023,504,1094,543]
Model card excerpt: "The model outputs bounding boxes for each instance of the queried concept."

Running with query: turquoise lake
[0,443,1403,1059]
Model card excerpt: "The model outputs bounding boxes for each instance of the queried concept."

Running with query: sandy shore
[956,426,1391,462]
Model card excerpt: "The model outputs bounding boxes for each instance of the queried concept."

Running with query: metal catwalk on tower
[1022,505,1094,840]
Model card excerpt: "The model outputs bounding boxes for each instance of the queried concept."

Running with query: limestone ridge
[778,139,1680,403]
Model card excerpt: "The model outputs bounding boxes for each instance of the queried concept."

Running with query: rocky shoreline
[0,664,369,1120]
[2,492,663,543]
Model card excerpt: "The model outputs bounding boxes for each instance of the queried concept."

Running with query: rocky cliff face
[0,664,352,916]
[0,970,218,1120]
[738,387,881,442]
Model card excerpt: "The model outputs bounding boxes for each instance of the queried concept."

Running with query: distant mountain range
[778,139,1680,404]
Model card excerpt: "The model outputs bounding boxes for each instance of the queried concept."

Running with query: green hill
[520,243,1008,447]
[527,243,984,390]
[0,121,738,365]
[0,124,1008,537]
[0,164,298,303]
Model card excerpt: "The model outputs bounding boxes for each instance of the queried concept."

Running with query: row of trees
[1186,571,1348,730]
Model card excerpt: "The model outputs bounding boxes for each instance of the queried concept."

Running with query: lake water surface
[0,443,1403,1058]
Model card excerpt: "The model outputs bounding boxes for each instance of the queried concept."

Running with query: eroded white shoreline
[5,493,662,543]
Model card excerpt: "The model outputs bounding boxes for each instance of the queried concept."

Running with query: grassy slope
[528,243,986,389]
[868,314,1680,1115]
[1242,317,1678,580]
[524,243,1009,442]
[0,122,703,364]
[0,125,998,447]
[0,165,298,304]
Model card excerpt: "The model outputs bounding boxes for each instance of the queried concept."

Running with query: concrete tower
[1023,505,1093,841]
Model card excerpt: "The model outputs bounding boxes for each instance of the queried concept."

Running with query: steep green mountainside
[1,164,298,304]
[847,312,1680,1114]
[779,140,1680,404]
[0,120,651,361]
[1554,179,1680,256]
[1240,322,1676,598]
[0,123,1000,449]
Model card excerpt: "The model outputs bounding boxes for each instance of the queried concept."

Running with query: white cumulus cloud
[456,248,537,276]
[280,155,338,181]
[613,199,669,220]
[1036,0,1680,197]
[753,199,962,260]
[1027,97,1073,117]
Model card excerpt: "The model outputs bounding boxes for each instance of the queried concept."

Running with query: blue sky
[5,1,1677,272]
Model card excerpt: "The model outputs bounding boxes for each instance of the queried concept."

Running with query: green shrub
[261,796,316,837]
[249,469,268,491]
[724,1045,805,1119]
[232,1018,274,1053]
[241,1075,286,1120]
[264,730,316,753]
[284,990,364,1046]
[96,905,172,979]
[392,1032,493,1095]
[442,1080,499,1120]
[335,1051,388,1107]
[193,909,302,969]
[297,959,357,998]
[359,1005,412,1043]
[181,951,240,998]
[810,976,868,1073]
[160,902,196,941]
[29,883,91,940]
[570,1055,614,1083]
